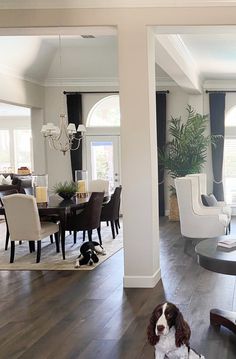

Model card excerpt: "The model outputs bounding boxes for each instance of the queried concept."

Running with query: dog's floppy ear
[91,252,99,263]
[175,311,191,347]
[147,307,160,346]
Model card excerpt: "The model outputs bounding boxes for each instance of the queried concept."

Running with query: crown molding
[1,0,236,9]
[204,80,236,90]
[44,77,119,87]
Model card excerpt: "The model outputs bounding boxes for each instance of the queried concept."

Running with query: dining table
[0,193,109,260]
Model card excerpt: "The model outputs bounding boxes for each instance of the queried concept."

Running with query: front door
[86,135,121,192]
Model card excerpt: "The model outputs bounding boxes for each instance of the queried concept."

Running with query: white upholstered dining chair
[175,177,230,239]
[2,194,60,263]
[88,179,109,193]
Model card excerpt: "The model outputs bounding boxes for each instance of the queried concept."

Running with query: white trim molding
[1,0,236,9]
[44,77,119,87]
[123,268,161,288]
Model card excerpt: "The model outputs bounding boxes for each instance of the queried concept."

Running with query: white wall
[0,72,44,109]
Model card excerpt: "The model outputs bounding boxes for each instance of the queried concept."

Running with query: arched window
[87,95,120,127]
[225,105,236,127]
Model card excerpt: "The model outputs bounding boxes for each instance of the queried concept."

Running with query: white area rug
[0,221,123,270]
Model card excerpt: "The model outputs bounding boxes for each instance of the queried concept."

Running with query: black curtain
[209,92,225,201]
[156,93,167,216]
[66,93,83,180]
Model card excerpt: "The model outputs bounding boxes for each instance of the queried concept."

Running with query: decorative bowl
[58,192,75,200]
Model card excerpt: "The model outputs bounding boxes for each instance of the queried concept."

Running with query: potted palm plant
[159,105,218,221]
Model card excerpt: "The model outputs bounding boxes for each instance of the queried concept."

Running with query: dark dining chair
[98,186,122,239]
[66,192,104,245]
[0,189,19,250]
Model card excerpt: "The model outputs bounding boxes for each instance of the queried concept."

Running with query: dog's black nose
[157,325,165,332]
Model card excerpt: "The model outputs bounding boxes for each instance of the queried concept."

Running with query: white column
[31,108,47,174]
[118,24,160,288]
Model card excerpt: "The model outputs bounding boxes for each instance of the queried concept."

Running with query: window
[0,103,32,173]
[87,95,120,127]
[224,106,236,205]
[14,129,32,170]
[0,130,10,170]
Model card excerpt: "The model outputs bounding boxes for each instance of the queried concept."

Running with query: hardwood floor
[0,218,236,358]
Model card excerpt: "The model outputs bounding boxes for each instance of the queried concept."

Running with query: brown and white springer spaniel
[147,302,205,359]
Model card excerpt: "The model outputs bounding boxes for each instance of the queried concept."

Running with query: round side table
[195,237,236,334]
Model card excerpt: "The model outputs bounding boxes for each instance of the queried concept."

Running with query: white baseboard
[123,268,161,288]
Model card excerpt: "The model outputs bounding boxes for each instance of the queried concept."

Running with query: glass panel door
[86,135,120,192]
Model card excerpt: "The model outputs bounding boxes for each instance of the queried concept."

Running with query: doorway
[86,135,121,192]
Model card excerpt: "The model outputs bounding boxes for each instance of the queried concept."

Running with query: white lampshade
[46,123,55,131]
[67,123,77,133]
[41,125,47,134]
[77,124,86,133]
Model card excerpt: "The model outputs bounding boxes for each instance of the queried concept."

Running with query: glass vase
[32,174,48,205]
[75,170,88,198]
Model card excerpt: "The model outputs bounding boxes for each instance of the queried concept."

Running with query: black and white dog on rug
[75,241,106,268]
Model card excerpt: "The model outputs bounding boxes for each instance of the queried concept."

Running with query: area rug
[0,222,123,270]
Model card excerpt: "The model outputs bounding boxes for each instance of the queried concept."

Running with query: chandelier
[41,35,86,155]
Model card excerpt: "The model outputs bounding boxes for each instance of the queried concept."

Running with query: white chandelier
[41,35,86,155]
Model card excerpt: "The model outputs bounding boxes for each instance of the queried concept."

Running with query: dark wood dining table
[0,193,109,260]
[195,237,236,335]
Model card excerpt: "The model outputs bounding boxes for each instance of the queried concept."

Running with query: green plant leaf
[158,105,220,193]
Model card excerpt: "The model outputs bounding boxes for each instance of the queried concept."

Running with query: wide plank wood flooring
[0,218,236,358]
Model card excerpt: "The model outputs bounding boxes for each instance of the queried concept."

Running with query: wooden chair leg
[115,220,119,235]
[50,235,54,243]
[110,221,115,239]
[73,231,77,244]
[54,232,60,253]
[36,241,41,263]
[19,241,22,245]
[5,227,9,250]
[88,230,93,241]
[97,226,102,245]
[83,230,86,242]
[10,241,15,263]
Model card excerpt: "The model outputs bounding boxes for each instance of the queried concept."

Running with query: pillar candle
[77,180,86,193]
[36,186,48,203]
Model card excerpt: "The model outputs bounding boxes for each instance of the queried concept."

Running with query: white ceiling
[0,103,30,116]
[0,29,236,92]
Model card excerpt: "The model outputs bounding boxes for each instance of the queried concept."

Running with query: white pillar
[118,24,160,287]
[31,108,47,174]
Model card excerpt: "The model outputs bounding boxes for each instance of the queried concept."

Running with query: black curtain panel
[66,93,83,180]
[209,92,226,201]
[156,92,167,216]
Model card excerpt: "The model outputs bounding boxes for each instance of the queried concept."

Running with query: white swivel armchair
[175,177,229,239]
[187,173,232,219]
[2,194,60,263]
